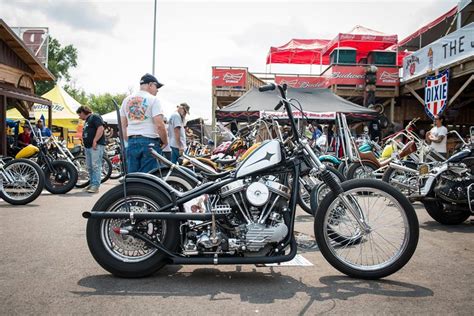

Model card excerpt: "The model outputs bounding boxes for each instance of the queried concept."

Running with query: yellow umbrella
[7,85,81,130]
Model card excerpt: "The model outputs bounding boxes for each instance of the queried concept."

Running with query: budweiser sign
[275,76,327,88]
[328,65,399,86]
[212,68,247,87]
[331,72,365,79]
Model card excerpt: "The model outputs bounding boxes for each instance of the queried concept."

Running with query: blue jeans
[85,145,104,187]
[171,146,181,164]
[126,137,162,173]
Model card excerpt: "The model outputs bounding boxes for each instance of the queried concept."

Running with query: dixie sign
[424,69,449,119]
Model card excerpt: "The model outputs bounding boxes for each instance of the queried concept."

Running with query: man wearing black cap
[120,73,168,173]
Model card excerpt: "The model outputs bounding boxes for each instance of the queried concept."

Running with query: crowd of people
[75,73,191,193]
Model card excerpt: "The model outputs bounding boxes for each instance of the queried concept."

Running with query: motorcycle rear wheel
[423,200,471,225]
[86,183,179,278]
[314,179,419,279]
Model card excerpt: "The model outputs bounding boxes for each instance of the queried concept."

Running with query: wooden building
[0,19,55,156]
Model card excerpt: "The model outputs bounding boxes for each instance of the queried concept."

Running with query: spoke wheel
[86,183,180,277]
[314,179,419,279]
[100,196,165,263]
[0,159,44,205]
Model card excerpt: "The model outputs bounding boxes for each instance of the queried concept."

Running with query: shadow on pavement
[72,268,433,309]
[55,191,95,197]
[420,220,474,233]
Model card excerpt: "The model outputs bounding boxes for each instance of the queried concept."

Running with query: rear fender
[125,172,174,202]
[319,155,340,165]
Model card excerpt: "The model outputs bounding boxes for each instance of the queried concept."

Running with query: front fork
[302,140,371,233]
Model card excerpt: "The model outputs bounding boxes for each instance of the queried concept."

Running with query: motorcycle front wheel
[44,160,78,194]
[0,159,45,205]
[346,161,378,180]
[86,183,179,278]
[314,179,419,279]
[73,156,113,188]
[109,155,123,179]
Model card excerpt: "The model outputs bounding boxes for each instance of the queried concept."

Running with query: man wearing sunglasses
[120,73,168,173]
[426,114,448,158]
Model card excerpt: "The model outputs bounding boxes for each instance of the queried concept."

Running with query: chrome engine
[181,177,291,256]
[435,167,474,204]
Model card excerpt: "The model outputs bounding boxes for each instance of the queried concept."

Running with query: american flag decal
[424,69,449,120]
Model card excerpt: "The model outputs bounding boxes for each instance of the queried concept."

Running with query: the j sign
[424,69,449,120]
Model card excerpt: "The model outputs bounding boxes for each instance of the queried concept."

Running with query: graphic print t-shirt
[120,90,163,138]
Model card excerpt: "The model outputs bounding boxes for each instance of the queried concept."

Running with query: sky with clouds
[1,0,459,119]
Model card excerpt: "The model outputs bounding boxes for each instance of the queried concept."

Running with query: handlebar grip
[258,83,276,92]
[274,101,284,111]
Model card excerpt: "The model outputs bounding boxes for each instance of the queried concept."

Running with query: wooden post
[0,95,6,156]
[48,103,52,129]
[405,85,425,106]
[390,98,395,123]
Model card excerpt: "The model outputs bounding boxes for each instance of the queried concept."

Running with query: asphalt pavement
[1,180,473,315]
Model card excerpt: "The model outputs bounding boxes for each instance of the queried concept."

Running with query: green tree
[63,84,88,106]
[88,93,128,115]
[36,37,78,95]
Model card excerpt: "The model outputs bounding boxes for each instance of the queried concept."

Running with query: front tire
[44,160,78,194]
[73,156,113,188]
[0,159,45,205]
[314,179,419,279]
[86,183,179,277]
[346,161,378,180]
[381,166,417,195]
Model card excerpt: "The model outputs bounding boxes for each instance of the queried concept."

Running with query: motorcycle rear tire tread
[86,183,180,278]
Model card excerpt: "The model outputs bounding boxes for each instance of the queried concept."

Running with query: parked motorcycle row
[0,120,124,205]
[331,115,474,225]
[82,84,421,280]
[4,84,471,280]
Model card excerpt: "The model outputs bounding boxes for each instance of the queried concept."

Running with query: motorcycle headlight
[419,164,429,175]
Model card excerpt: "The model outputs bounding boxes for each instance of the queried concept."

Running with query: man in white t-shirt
[120,73,168,173]
[426,114,448,158]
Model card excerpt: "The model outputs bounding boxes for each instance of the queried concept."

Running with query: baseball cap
[140,73,163,88]
[179,102,190,114]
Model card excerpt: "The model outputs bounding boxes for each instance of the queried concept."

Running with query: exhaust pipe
[82,211,226,221]
[390,179,417,191]
[389,163,419,175]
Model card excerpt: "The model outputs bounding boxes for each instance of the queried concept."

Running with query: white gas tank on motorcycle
[236,140,282,178]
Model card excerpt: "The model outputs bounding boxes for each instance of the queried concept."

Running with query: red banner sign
[262,111,336,120]
[212,69,247,87]
[275,76,328,88]
[327,65,399,86]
